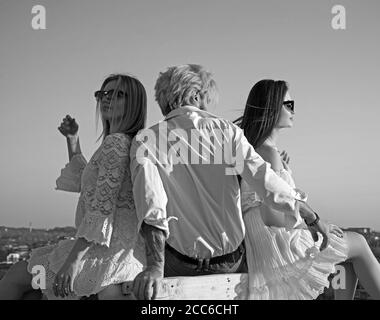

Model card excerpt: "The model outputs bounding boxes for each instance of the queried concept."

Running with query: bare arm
[66,135,82,161]
[257,144,345,250]
[141,222,166,270]
[129,136,170,300]
[53,237,91,298]
[298,201,318,224]
[132,222,166,300]
[235,132,301,227]
[58,115,82,161]
[258,146,317,223]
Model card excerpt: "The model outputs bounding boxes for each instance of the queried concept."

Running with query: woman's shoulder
[103,133,132,146]
[101,133,132,154]
[256,144,283,172]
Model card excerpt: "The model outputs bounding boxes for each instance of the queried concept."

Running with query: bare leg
[345,231,380,299]
[333,261,358,300]
[0,261,35,300]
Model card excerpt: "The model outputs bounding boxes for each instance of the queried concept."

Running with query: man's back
[131,106,245,259]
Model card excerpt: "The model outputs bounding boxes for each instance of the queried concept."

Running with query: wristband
[305,212,320,227]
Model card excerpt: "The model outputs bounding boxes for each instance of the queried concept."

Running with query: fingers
[144,279,154,300]
[58,115,79,136]
[58,126,65,135]
[61,115,76,126]
[280,151,290,164]
[330,225,344,238]
[60,276,67,298]
[63,275,70,296]
[53,277,58,297]
[331,224,344,234]
[331,229,343,238]
[54,275,62,297]
[69,276,75,295]
[56,274,70,298]
[133,275,159,300]
[284,153,290,164]
[133,276,145,300]
[151,280,159,300]
[56,274,65,298]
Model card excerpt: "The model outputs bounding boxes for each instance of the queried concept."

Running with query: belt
[165,242,245,266]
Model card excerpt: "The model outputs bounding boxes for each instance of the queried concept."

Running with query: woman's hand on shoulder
[58,115,79,139]
[280,150,290,164]
[280,150,291,171]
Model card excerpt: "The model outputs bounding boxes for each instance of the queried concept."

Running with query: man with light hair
[129,64,313,300]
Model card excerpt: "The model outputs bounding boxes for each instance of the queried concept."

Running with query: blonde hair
[96,74,147,141]
[154,64,219,116]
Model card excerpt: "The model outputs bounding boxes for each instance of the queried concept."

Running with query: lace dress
[236,164,349,300]
[27,133,146,299]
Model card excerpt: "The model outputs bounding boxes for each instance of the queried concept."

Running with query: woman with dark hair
[0,74,147,299]
[236,79,380,300]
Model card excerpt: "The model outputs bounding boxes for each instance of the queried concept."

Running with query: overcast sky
[0,0,379,230]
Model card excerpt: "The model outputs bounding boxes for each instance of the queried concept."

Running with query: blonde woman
[0,74,147,299]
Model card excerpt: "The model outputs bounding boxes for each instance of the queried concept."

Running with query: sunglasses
[94,89,127,100]
[283,100,295,113]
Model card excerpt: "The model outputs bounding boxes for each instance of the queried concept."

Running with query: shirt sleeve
[76,133,130,247]
[228,124,305,229]
[130,136,169,238]
[55,154,87,193]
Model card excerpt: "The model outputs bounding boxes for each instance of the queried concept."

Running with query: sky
[0,0,379,230]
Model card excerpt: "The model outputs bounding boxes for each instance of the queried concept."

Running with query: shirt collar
[164,105,219,121]
[164,106,201,121]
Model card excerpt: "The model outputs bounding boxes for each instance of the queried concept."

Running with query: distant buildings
[1,225,379,298]
[0,225,76,269]
[6,253,20,264]
[342,227,371,237]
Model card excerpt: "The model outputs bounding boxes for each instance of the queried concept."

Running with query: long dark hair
[234,79,288,148]
[96,74,147,141]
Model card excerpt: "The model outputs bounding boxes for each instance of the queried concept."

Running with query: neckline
[262,138,280,153]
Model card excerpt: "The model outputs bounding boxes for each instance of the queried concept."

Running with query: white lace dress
[27,133,146,299]
[236,165,349,300]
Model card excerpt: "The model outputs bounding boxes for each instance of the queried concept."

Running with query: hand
[280,150,290,165]
[280,150,290,170]
[329,224,344,238]
[132,266,163,300]
[58,115,79,138]
[307,219,343,251]
[53,259,81,298]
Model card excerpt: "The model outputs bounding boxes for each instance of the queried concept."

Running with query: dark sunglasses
[283,100,295,113]
[94,89,127,100]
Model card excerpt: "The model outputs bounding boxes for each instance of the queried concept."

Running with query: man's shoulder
[132,122,162,141]
[197,111,239,130]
